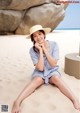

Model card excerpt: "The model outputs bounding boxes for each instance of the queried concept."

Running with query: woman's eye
[39,33,41,35]
[33,35,36,38]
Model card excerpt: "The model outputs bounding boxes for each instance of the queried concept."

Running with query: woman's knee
[33,76,44,86]
[50,75,60,85]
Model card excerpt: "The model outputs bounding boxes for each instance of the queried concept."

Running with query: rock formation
[0,0,68,35]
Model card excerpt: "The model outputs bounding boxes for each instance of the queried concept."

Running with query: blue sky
[56,2,80,29]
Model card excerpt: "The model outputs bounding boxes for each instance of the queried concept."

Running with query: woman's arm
[35,43,44,71]
[41,44,57,67]
[44,49,57,67]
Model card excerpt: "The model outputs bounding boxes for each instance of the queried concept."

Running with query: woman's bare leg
[49,75,80,111]
[12,77,44,113]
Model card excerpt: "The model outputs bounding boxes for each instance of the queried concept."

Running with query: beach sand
[0,30,80,113]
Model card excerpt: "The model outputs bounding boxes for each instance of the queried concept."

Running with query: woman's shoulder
[29,47,34,54]
[48,40,58,46]
[29,47,37,55]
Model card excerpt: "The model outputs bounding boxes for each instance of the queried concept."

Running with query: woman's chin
[38,41,44,44]
[38,42,42,44]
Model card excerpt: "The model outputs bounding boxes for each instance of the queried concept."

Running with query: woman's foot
[12,101,21,113]
[73,99,80,111]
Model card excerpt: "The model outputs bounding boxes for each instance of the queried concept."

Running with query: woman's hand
[35,42,42,51]
[39,44,47,53]
[12,101,21,113]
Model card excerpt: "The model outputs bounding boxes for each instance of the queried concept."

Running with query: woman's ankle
[14,100,20,106]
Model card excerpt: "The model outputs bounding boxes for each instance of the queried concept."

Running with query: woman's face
[32,30,45,44]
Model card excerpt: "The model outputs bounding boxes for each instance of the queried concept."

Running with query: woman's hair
[31,30,45,52]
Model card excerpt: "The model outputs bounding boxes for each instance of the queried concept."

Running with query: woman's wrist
[39,48,43,53]
[14,99,21,106]
[44,49,48,54]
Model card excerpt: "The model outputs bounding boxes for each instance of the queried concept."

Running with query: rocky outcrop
[0,0,68,35]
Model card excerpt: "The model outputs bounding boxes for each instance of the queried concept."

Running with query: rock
[16,3,65,34]
[0,0,58,10]
[0,0,68,35]
[0,10,23,34]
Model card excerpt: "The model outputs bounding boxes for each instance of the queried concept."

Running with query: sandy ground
[0,30,80,113]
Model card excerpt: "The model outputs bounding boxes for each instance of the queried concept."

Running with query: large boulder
[0,0,60,10]
[0,0,68,35]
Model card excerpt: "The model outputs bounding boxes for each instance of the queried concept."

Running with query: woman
[12,25,80,113]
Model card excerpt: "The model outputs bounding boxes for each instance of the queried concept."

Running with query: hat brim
[43,28,51,34]
[26,27,51,38]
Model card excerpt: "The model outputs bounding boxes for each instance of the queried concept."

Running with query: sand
[0,30,80,113]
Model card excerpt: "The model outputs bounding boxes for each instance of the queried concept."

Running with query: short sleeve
[52,42,59,60]
[29,47,38,65]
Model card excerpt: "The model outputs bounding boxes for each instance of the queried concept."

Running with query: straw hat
[29,25,51,37]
